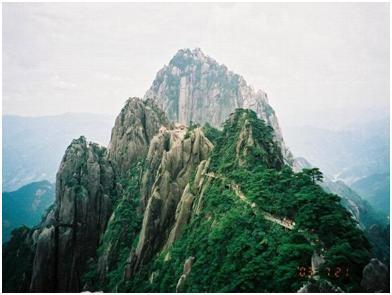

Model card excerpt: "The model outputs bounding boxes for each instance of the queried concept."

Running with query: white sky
[2,2,390,130]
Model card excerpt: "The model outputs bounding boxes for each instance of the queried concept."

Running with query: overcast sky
[2,2,389,131]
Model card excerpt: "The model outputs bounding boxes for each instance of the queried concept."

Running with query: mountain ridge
[2,48,389,293]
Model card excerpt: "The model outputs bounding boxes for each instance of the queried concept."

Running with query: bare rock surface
[125,126,212,278]
[176,256,195,292]
[361,258,389,292]
[108,97,169,177]
[145,48,292,163]
[30,136,118,292]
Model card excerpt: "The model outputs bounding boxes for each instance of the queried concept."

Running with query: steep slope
[3,97,169,292]
[144,48,386,257]
[119,109,371,292]
[293,157,383,227]
[125,125,213,277]
[3,180,54,242]
[144,48,292,163]
[30,136,118,292]
[108,97,169,177]
[81,98,171,291]
[3,137,118,292]
[82,124,213,292]
[293,157,390,265]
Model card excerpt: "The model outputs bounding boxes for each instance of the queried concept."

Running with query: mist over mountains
[4,112,388,215]
[2,113,114,191]
[3,181,55,242]
[284,117,389,215]
[284,117,389,183]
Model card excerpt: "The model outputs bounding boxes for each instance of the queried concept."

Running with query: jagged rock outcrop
[108,97,169,177]
[176,256,195,292]
[311,252,325,276]
[30,136,118,292]
[297,279,344,293]
[164,184,195,250]
[139,125,174,210]
[124,126,212,278]
[145,48,292,163]
[6,99,169,293]
[361,258,389,292]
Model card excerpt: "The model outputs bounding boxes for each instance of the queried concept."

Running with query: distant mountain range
[284,118,389,216]
[351,173,390,216]
[284,118,389,184]
[3,181,55,242]
[2,113,115,191]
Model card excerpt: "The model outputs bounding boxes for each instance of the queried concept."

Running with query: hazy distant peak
[167,47,230,74]
[171,47,210,63]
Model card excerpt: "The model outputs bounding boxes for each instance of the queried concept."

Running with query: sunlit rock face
[124,126,212,278]
[108,97,169,178]
[144,48,292,163]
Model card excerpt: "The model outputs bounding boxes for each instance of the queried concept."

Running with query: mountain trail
[204,171,326,279]
[205,172,295,230]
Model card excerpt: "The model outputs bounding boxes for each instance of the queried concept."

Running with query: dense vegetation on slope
[118,109,371,292]
[2,226,35,292]
[2,107,382,293]
[83,163,144,292]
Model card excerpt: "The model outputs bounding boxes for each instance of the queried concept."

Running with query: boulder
[361,258,389,292]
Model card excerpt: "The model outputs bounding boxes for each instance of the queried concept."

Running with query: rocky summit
[108,97,169,177]
[145,48,292,163]
[3,49,389,293]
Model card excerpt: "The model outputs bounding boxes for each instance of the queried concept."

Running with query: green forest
[83,109,371,292]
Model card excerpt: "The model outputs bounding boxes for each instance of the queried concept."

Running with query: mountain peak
[108,96,169,176]
[166,47,217,72]
[210,108,285,172]
[145,49,292,163]
[171,47,208,61]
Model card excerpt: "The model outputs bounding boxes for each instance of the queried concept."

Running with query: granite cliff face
[108,98,169,177]
[27,137,117,292]
[145,48,292,163]
[125,125,213,278]
[3,98,170,292]
[86,97,171,290]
